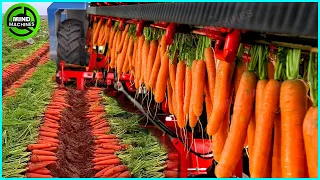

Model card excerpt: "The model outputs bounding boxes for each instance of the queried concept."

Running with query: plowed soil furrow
[3,54,50,98]
[2,43,49,93]
[50,89,95,178]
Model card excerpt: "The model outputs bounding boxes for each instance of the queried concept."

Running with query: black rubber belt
[87,2,317,38]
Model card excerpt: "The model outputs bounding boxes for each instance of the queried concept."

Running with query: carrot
[44,114,59,121]
[154,54,170,103]
[101,144,122,151]
[307,96,313,109]
[42,123,59,129]
[142,36,151,84]
[280,80,307,177]
[39,126,59,134]
[247,109,255,173]
[164,170,179,178]
[94,149,115,154]
[41,147,57,152]
[204,47,216,103]
[95,139,120,144]
[136,35,145,81]
[131,38,138,70]
[93,165,113,171]
[212,90,231,163]
[110,31,119,68]
[183,65,192,115]
[233,58,247,98]
[175,61,186,128]
[117,33,130,75]
[27,144,52,151]
[188,60,198,128]
[108,27,116,49]
[204,83,213,121]
[193,60,206,117]
[26,173,53,178]
[37,140,58,147]
[167,81,174,115]
[145,40,158,90]
[159,34,167,56]
[215,71,257,177]
[303,106,318,178]
[93,19,103,45]
[97,134,117,139]
[251,79,281,177]
[169,55,177,91]
[30,155,57,162]
[93,155,117,163]
[149,43,161,90]
[39,131,58,138]
[117,171,132,177]
[207,61,235,135]
[32,168,51,175]
[102,165,128,177]
[271,112,281,177]
[27,161,56,172]
[32,150,55,156]
[117,25,129,53]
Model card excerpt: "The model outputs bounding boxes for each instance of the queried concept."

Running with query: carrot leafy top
[257,45,269,80]
[285,48,301,80]
[307,51,318,107]
[248,44,259,72]
[274,47,287,81]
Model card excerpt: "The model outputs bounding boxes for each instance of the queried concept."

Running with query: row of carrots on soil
[24,87,132,178]
[3,54,50,98]
[2,43,49,89]
[92,21,318,178]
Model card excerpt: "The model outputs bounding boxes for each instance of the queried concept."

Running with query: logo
[4,3,40,40]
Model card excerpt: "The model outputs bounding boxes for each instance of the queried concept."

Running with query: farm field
[2,19,171,178]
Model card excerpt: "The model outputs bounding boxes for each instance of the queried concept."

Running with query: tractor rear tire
[56,19,87,71]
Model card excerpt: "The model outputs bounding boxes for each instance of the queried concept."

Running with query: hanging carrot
[272,112,282,177]
[215,44,259,178]
[303,51,318,178]
[175,61,186,128]
[154,51,169,103]
[188,60,198,128]
[204,47,216,103]
[280,48,307,177]
[145,39,158,90]
[149,42,161,91]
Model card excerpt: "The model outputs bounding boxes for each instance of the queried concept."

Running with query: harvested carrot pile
[25,88,68,178]
[2,43,49,92]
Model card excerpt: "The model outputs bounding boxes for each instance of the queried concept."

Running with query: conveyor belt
[87,2,317,38]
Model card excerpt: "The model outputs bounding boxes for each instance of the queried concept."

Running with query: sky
[2,2,52,15]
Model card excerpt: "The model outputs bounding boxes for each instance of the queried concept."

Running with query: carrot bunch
[25,88,68,178]
[86,88,132,178]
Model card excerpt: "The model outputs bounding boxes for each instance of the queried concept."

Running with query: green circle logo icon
[4,3,40,40]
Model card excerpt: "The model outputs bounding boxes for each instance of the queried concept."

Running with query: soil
[49,89,95,177]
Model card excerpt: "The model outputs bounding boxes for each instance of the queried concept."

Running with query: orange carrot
[183,65,192,115]
[117,25,129,54]
[42,123,59,129]
[149,43,161,91]
[94,165,115,177]
[136,35,145,81]
[44,114,59,121]
[27,144,52,151]
[164,170,179,178]
[215,71,257,177]
[27,161,56,172]
[193,60,206,117]
[117,171,131,178]
[272,112,282,177]
[41,147,57,152]
[93,19,103,45]
[280,79,307,177]
[188,60,198,128]
[32,168,51,175]
[251,79,281,177]
[303,106,318,178]
[117,33,130,75]
[154,54,170,103]
[32,150,55,156]
[39,131,58,138]
[97,134,117,139]
[30,155,57,162]
[142,37,151,84]
[247,109,255,173]
[95,158,121,166]
[233,58,247,98]
[167,81,174,115]
[101,144,122,151]
[169,55,177,91]
[131,38,138,70]
[93,155,117,163]
[26,173,53,178]
[175,61,186,128]
[207,61,235,135]
[95,149,115,154]
[204,47,216,103]
[145,40,158,90]
[204,82,213,120]
[95,139,120,144]
[126,36,134,70]
[102,165,128,177]
[39,126,59,134]
[212,89,231,163]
